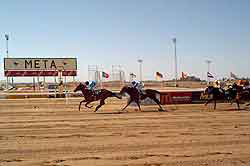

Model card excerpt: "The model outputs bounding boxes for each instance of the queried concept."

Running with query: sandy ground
[0,98,250,166]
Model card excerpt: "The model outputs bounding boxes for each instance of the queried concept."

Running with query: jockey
[213,80,225,93]
[131,80,144,94]
[213,80,220,88]
[85,80,97,94]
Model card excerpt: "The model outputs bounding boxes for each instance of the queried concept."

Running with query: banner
[160,92,192,104]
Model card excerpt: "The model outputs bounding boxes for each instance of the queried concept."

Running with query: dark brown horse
[233,84,250,107]
[119,86,165,112]
[74,83,121,112]
[204,85,240,110]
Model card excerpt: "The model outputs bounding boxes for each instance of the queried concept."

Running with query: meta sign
[4,58,77,77]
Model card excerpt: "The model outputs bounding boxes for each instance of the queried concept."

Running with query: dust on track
[0,98,250,166]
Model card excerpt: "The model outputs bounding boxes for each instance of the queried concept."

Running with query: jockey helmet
[214,80,220,85]
[85,81,89,85]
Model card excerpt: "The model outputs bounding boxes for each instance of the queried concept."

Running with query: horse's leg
[79,99,86,111]
[236,99,240,110]
[205,99,212,106]
[229,99,233,105]
[135,99,142,112]
[246,96,250,106]
[85,101,93,108]
[151,96,164,111]
[95,99,105,112]
[214,99,216,110]
[120,98,133,112]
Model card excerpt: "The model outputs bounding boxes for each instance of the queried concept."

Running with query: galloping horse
[232,83,250,107]
[204,85,240,110]
[119,86,165,112]
[74,83,121,112]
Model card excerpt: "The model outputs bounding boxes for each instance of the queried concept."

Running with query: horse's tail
[145,89,161,95]
[111,92,122,99]
[154,90,161,95]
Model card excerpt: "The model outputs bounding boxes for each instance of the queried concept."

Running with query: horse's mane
[121,85,133,89]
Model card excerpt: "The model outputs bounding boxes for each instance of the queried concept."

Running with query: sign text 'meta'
[4,58,77,71]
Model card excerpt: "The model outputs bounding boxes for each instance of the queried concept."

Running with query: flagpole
[205,60,212,85]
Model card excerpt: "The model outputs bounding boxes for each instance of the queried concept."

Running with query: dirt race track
[0,98,250,166]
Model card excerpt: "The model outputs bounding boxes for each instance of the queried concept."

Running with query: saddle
[137,89,146,100]
[88,89,101,99]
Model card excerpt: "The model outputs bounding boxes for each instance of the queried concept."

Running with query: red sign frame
[5,70,77,77]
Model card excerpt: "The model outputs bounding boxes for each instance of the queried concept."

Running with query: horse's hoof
[158,108,165,112]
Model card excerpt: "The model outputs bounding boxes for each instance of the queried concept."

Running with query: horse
[203,85,240,110]
[232,83,250,107]
[74,83,122,112]
[119,86,165,112]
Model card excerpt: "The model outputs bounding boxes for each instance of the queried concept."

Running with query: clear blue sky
[1,0,250,81]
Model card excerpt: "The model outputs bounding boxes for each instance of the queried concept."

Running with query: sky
[0,0,250,82]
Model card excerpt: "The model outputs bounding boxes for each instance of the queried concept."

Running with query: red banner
[160,92,192,104]
[5,70,77,77]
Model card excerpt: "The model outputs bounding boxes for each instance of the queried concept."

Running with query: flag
[230,72,238,79]
[102,71,109,78]
[172,38,176,44]
[207,72,214,78]
[130,73,136,78]
[156,72,163,80]
[181,72,188,79]
[156,72,163,78]
[5,34,9,40]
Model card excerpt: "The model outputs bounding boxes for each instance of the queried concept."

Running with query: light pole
[172,38,177,87]
[205,60,212,84]
[5,34,9,58]
[137,59,143,81]
[5,34,9,89]
[5,34,14,87]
